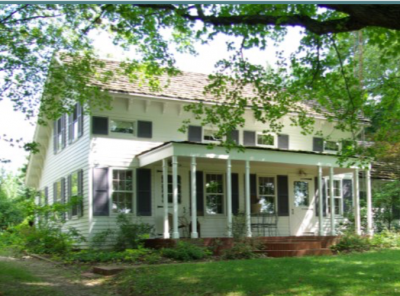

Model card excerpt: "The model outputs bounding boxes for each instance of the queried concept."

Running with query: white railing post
[318,165,324,236]
[366,166,373,236]
[172,156,179,239]
[191,157,198,238]
[226,159,232,237]
[354,168,361,235]
[245,161,252,238]
[329,166,335,235]
[162,159,170,239]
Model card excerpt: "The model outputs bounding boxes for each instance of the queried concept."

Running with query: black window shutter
[231,173,239,215]
[188,126,202,142]
[277,175,289,216]
[53,120,58,154]
[92,116,109,135]
[313,137,324,152]
[61,114,67,149]
[78,169,84,217]
[250,174,257,205]
[322,179,327,216]
[61,178,66,220]
[68,112,74,144]
[137,168,152,216]
[78,103,84,137]
[67,175,72,219]
[243,131,256,146]
[278,134,289,149]
[196,171,204,216]
[343,179,353,214]
[229,130,239,145]
[137,121,153,138]
[93,168,109,216]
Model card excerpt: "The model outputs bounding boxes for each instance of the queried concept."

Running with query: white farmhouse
[25,60,373,245]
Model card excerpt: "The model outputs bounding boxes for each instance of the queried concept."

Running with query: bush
[162,241,211,261]
[331,233,371,253]
[222,241,256,260]
[63,247,162,264]
[370,230,400,249]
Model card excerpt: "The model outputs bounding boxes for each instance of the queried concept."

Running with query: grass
[116,249,400,296]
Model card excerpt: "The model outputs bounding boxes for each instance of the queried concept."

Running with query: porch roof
[137,141,357,171]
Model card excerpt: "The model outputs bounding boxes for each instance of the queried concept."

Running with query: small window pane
[203,129,221,142]
[260,196,275,214]
[257,134,274,146]
[162,175,182,203]
[294,181,309,207]
[206,195,223,214]
[110,120,134,134]
[259,177,275,195]
[325,141,339,151]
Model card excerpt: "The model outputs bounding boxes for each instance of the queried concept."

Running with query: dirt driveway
[0,255,120,296]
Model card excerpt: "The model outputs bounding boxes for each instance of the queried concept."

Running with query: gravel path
[0,255,120,296]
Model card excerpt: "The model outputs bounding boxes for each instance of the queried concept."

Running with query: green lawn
[117,250,400,296]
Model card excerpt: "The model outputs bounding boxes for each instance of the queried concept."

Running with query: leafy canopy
[2,4,400,166]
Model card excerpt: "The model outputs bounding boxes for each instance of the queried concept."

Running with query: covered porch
[138,142,373,239]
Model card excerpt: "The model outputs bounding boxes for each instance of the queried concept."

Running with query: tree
[2,4,400,166]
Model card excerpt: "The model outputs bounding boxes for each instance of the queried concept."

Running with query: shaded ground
[0,254,119,296]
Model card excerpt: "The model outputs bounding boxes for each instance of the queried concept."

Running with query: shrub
[222,241,256,260]
[370,230,400,249]
[331,233,371,253]
[162,241,211,261]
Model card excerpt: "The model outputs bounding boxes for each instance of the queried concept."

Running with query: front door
[289,176,315,236]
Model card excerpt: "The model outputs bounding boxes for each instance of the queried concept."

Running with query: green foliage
[91,213,154,251]
[373,180,400,231]
[370,230,400,249]
[331,233,371,253]
[222,241,256,260]
[161,241,211,261]
[63,247,161,264]
[230,212,247,240]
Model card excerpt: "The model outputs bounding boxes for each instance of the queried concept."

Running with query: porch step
[263,241,322,251]
[257,248,333,258]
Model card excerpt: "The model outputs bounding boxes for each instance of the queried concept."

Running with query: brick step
[263,241,322,250]
[256,248,333,258]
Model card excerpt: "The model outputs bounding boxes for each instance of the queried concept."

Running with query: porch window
[327,179,342,215]
[112,170,133,214]
[161,175,182,203]
[205,174,224,214]
[258,177,275,214]
[203,129,221,142]
[110,120,134,134]
[294,181,309,207]
[257,133,275,147]
[69,171,79,216]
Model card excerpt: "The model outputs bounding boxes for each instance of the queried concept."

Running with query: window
[69,171,79,216]
[110,120,134,134]
[327,179,342,215]
[324,141,339,151]
[257,133,274,146]
[294,181,309,207]
[203,129,221,142]
[54,179,62,203]
[54,115,66,153]
[205,174,224,214]
[161,175,182,203]
[258,177,276,214]
[69,103,83,142]
[112,170,133,214]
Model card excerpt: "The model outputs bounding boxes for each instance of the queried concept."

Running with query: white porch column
[226,159,232,237]
[190,157,198,238]
[318,165,324,236]
[172,156,180,239]
[353,168,361,235]
[162,159,170,239]
[329,166,335,235]
[245,160,252,238]
[366,166,373,235]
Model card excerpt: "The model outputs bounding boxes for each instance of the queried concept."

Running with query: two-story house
[25,59,373,244]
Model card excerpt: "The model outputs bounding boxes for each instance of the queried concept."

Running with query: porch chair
[251,213,279,237]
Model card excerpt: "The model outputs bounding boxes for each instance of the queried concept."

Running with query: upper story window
[324,141,339,152]
[257,133,275,147]
[112,170,133,214]
[54,115,66,153]
[110,120,134,134]
[205,173,224,215]
[203,129,221,142]
[68,103,84,143]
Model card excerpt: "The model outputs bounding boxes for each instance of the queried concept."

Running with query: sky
[0,27,302,174]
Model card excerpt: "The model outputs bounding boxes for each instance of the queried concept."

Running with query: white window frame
[161,174,182,204]
[257,175,277,214]
[110,119,135,136]
[203,129,222,143]
[204,172,225,215]
[256,132,276,148]
[69,170,80,218]
[110,169,134,214]
[324,140,340,152]
[327,178,343,216]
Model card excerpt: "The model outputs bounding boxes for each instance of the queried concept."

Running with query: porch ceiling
[137,141,357,173]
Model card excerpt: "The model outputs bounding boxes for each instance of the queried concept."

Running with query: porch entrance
[289,176,315,236]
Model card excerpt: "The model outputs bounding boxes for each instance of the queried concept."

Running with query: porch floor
[144,236,340,258]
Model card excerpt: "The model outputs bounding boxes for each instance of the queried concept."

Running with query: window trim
[326,178,343,216]
[256,175,277,214]
[68,103,84,144]
[256,132,276,148]
[161,174,182,204]
[203,128,222,143]
[204,172,225,216]
[109,119,135,136]
[68,170,81,218]
[324,140,340,152]
[110,168,134,215]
